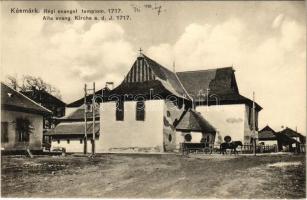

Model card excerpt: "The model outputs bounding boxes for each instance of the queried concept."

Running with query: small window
[1,122,9,143]
[67,139,70,144]
[168,134,172,142]
[56,108,63,117]
[184,134,192,142]
[57,140,60,144]
[116,100,124,121]
[16,118,31,142]
[136,101,145,121]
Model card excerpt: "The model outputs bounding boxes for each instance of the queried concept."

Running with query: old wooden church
[94,53,262,153]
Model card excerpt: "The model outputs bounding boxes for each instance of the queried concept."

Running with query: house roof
[278,127,305,139]
[176,109,216,133]
[176,67,262,111]
[110,54,190,100]
[60,104,99,121]
[22,90,66,106]
[257,126,305,144]
[274,132,300,145]
[1,82,52,115]
[67,87,110,108]
[45,121,99,136]
[258,125,276,140]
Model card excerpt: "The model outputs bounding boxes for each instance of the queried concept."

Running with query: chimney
[105,82,114,90]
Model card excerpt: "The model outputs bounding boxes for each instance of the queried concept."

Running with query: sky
[1,1,306,134]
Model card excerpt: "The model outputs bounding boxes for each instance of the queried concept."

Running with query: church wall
[98,100,165,153]
[175,131,187,150]
[190,132,203,142]
[243,104,253,144]
[196,104,246,143]
[163,100,186,152]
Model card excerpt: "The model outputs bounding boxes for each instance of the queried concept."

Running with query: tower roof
[110,53,190,99]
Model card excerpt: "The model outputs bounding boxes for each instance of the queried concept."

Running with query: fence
[180,142,279,155]
[179,142,307,155]
[240,144,277,154]
[299,144,306,153]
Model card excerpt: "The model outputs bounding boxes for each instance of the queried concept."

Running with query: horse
[220,141,243,154]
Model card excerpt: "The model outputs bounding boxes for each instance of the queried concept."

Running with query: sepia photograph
[0,0,306,199]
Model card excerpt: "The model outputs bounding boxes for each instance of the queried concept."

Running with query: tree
[5,75,19,90]
[5,74,62,99]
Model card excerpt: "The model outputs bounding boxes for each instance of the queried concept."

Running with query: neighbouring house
[45,105,99,152]
[258,125,278,146]
[21,89,66,131]
[1,82,52,151]
[278,127,306,144]
[177,68,262,144]
[258,125,305,152]
[275,127,306,152]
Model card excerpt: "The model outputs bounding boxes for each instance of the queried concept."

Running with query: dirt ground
[1,153,305,198]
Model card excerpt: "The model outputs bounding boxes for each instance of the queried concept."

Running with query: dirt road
[1,153,305,198]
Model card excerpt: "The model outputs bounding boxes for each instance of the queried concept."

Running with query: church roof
[176,67,262,111]
[67,54,262,111]
[110,54,190,99]
[60,104,99,122]
[66,87,110,108]
[177,67,237,97]
[143,55,190,99]
[1,82,52,115]
[258,125,276,140]
[176,109,216,133]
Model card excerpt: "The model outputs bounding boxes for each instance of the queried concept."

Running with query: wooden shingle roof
[66,87,110,108]
[258,125,276,140]
[60,105,99,122]
[176,109,216,133]
[279,127,305,138]
[176,67,262,111]
[111,54,190,100]
[177,67,237,97]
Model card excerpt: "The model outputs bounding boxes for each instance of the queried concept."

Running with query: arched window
[136,101,145,121]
